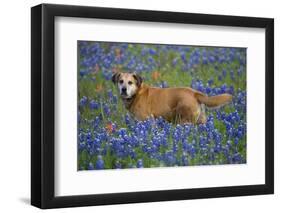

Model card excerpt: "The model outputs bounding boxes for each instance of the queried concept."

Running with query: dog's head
[112,72,143,99]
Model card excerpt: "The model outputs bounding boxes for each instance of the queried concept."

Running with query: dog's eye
[128,81,133,85]
[119,80,124,84]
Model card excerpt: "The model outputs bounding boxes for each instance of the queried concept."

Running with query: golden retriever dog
[112,72,232,124]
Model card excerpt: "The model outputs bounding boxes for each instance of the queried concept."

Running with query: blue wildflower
[137,159,144,168]
[96,155,104,169]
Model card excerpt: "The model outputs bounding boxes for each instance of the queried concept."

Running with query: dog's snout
[121,87,127,93]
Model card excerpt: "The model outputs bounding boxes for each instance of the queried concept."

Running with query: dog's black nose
[122,87,127,93]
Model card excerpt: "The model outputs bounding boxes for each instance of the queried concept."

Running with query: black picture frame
[31,3,274,209]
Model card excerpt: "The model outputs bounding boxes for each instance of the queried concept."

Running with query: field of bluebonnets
[78,41,247,170]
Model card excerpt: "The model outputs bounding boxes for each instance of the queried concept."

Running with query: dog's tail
[195,92,232,108]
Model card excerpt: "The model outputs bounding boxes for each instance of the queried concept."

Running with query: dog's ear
[133,73,143,87]
[112,72,121,84]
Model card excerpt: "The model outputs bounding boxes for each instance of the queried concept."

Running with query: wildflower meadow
[78,41,246,170]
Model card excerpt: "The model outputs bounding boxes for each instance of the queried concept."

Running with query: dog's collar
[122,96,136,109]
[123,97,134,101]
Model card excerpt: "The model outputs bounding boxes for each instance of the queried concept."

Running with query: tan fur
[112,72,232,124]
[195,93,232,108]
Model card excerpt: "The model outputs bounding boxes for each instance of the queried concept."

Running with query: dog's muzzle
[121,87,127,96]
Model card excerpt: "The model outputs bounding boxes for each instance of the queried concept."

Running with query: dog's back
[129,85,232,124]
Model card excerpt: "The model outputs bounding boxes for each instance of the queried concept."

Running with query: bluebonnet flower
[172,58,178,67]
[80,69,88,77]
[107,89,113,100]
[222,69,227,78]
[89,100,99,110]
[238,66,243,76]
[207,78,214,86]
[160,81,168,88]
[181,52,187,63]
[137,159,144,168]
[103,103,111,116]
[79,96,87,107]
[88,162,94,170]
[163,151,177,166]
[96,155,105,169]
[182,153,189,166]
[149,48,157,55]
[115,161,122,169]
[232,152,242,163]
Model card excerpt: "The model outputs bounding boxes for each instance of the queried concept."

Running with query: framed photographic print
[31,3,274,209]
